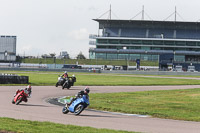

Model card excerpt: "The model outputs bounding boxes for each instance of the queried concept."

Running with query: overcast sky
[0,0,200,58]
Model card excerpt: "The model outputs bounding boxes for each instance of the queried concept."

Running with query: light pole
[173,51,176,62]
[4,51,8,61]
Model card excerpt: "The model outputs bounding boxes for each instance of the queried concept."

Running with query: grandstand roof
[93,19,200,30]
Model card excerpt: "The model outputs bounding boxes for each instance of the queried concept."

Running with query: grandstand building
[89,19,200,70]
[0,36,17,62]
[89,19,200,61]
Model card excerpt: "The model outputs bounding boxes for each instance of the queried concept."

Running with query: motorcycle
[62,95,89,115]
[12,90,28,105]
[70,75,76,86]
[62,78,71,89]
[55,75,66,87]
[56,75,76,89]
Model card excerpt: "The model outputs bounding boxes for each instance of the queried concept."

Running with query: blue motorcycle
[62,95,89,115]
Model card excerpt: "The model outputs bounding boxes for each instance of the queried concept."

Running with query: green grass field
[0,117,135,133]
[89,88,200,121]
[1,70,200,132]
[1,71,200,86]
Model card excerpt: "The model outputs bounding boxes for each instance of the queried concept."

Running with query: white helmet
[26,85,32,91]
[72,74,75,77]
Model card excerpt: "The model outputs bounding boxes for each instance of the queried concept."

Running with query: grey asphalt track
[1,85,200,133]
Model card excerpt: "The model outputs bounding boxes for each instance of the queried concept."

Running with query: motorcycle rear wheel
[74,104,84,115]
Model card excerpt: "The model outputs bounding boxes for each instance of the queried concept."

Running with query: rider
[15,85,32,102]
[67,87,90,106]
[62,71,68,78]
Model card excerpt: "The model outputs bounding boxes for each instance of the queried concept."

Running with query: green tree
[49,53,56,58]
[76,52,86,59]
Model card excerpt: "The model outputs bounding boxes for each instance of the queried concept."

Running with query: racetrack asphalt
[1,85,200,133]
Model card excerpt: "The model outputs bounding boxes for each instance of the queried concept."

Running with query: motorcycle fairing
[68,95,89,113]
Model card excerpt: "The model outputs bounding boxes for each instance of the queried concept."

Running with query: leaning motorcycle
[55,75,66,87]
[62,95,89,115]
[62,78,71,89]
[12,90,28,105]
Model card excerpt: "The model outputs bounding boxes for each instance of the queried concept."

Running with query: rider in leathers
[67,87,90,106]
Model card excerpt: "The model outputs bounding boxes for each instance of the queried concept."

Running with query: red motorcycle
[12,90,28,105]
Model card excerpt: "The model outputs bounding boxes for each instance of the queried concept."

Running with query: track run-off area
[0,85,200,133]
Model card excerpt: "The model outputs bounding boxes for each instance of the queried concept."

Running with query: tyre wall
[0,75,29,84]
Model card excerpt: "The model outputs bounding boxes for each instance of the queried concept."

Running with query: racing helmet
[72,74,75,77]
[84,87,90,94]
[26,85,32,91]
[64,71,68,74]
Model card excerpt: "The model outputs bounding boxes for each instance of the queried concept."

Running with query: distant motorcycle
[62,78,71,89]
[70,74,76,86]
[12,90,29,105]
[62,95,89,115]
[56,75,76,89]
[55,75,66,87]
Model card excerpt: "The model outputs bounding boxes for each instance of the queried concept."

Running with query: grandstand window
[108,46,116,49]
[188,48,200,51]
[164,41,175,46]
[174,55,185,62]
[97,46,107,49]
[96,53,106,59]
[120,40,131,44]
[185,55,200,62]
[175,41,186,46]
[129,46,141,49]
[142,40,152,45]
[107,54,118,60]
[186,42,197,46]
[97,39,108,44]
[153,40,164,45]
[89,52,95,59]
[108,39,119,44]
[131,40,142,44]
[152,47,162,50]
[129,54,140,60]
[118,54,129,59]
[152,55,159,61]
[197,42,200,46]
[174,48,186,51]
[141,46,150,50]
[163,47,174,51]
[141,54,152,61]
[116,46,123,49]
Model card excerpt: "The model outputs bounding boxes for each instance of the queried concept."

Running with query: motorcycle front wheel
[12,98,15,104]
[16,97,23,105]
[62,107,69,114]
[55,82,58,87]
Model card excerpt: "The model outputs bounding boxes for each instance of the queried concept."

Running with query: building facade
[0,36,17,62]
[89,19,200,63]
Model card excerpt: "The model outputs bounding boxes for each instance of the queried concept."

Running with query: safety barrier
[0,74,29,84]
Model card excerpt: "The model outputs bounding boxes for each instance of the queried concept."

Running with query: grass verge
[0,117,135,133]
[89,88,200,121]
[1,71,200,86]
